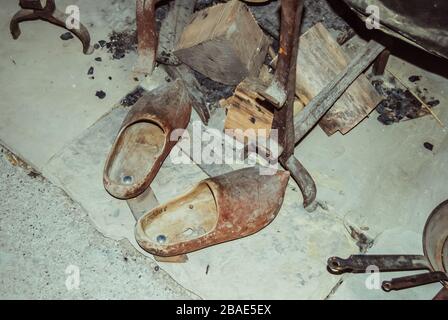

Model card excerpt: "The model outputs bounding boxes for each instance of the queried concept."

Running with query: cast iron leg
[47,9,94,55]
[10,9,38,39]
[10,0,93,55]
[136,0,159,75]
[373,49,390,76]
[284,155,317,211]
[272,0,318,210]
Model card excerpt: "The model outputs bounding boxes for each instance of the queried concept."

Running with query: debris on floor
[106,30,138,60]
[372,77,431,125]
[120,86,145,107]
[60,32,74,41]
[424,142,434,151]
[409,75,422,83]
[95,90,107,99]
[295,23,382,135]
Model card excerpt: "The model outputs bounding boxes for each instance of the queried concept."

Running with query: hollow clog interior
[139,183,219,246]
[106,121,165,190]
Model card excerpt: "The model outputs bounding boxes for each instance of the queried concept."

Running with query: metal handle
[382,272,448,292]
[327,255,430,274]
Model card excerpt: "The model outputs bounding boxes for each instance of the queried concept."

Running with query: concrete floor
[0,148,197,299]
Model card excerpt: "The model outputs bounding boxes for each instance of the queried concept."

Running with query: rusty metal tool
[382,271,448,292]
[135,0,162,75]
[328,199,448,299]
[10,0,93,55]
[226,0,316,210]
[270,0,317,210]
[245,2,385,210]
[285,39,385,208]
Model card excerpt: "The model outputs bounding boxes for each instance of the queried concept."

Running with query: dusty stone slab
[43,105,357,299]
[43,107,135,241]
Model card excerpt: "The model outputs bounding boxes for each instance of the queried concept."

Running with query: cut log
[296,23,383,135]
[174,0,271,85]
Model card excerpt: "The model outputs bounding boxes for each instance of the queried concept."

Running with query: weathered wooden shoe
[135,167,290,256]
[104,80,192,199]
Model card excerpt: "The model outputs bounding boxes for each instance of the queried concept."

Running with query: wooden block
[295,23,383,135]
[174,0,271,85]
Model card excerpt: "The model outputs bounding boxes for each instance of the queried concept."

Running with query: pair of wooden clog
[104,80,290,257]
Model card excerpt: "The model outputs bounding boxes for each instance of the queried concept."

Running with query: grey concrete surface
[0,148,198,300]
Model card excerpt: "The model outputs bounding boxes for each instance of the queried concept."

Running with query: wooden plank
[296,23,383,135]
[294,40,386,144]
[174,0,271,85]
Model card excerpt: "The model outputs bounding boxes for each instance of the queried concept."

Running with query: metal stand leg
[272,0,318,210]
[10,0,93,55]
[373,49,390,76]
[135,0,160,75]
[10,9,37,39]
